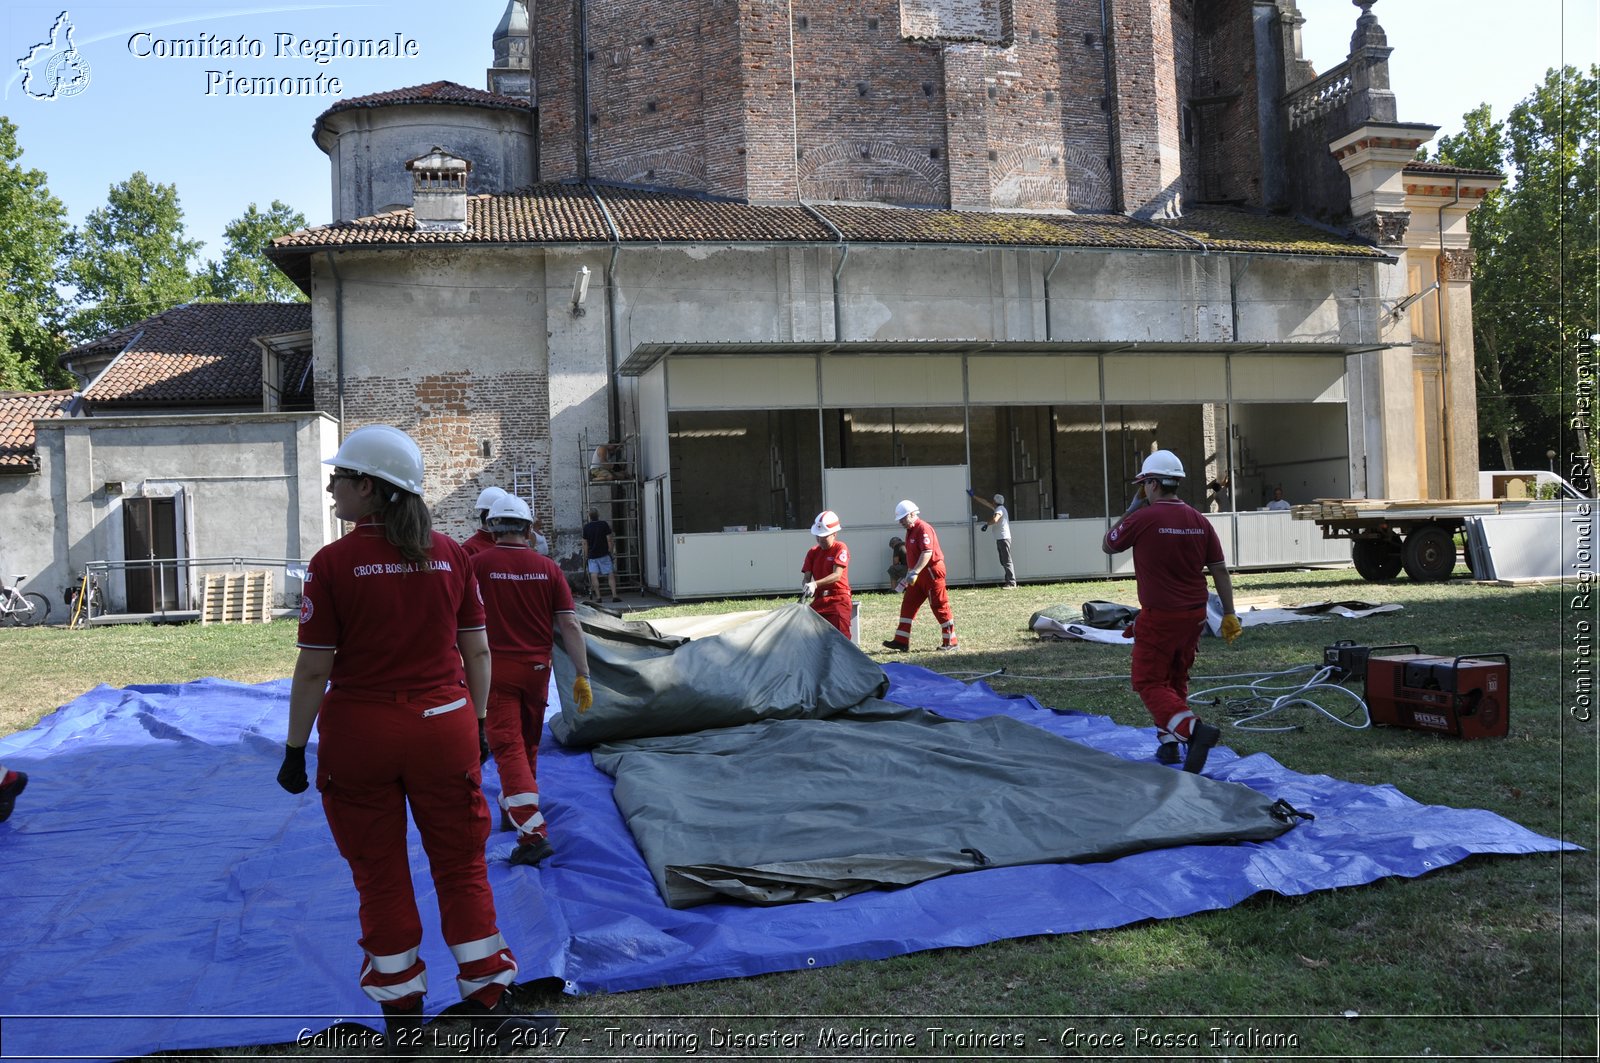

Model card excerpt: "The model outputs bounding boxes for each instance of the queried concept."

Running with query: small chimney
[406,147,472,232]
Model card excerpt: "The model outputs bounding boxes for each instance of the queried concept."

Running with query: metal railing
[82,556,309,622]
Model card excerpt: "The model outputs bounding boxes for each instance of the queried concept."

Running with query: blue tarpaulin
[0,666,1576,1061]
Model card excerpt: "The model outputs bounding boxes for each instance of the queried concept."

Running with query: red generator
[1364,646,1511,739]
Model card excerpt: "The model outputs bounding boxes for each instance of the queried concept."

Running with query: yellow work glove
[1220,614,1243,644]
[573,674,594,714]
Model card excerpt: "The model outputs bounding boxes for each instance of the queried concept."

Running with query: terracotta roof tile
[1155,207,1390,257]
[0,390,73,472]
[313,80,531,143]
[76,303,312,407]
[1403,161,1503,178]
[268,184,1386,260]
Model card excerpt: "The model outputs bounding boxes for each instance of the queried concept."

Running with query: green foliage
[0,117,71,391]
[1433,67,1599,472]
[200,200,308,303]
[63,171,202,340]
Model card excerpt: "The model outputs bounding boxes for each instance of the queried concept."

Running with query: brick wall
[534,1,1267,214]
[324,368,552,542]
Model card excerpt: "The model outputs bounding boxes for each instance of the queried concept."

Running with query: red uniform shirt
[802,541,852,602]
[297,518,486,693]
[1104,499,1224,610]
[470,543,576,661]
[460,529,496,558]
[905,519,943,570]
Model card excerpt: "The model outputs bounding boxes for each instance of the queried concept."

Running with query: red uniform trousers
[484,654,551,845]
[889,563,957,648]
[810,592,852,637]
[1129,605,1207,743]
[315,687,517,1010]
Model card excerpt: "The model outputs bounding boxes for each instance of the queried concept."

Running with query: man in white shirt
[969,490,1017,588]
[1266,486,1291,511]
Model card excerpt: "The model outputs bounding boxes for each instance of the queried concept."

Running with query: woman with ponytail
[277,424,546,1052]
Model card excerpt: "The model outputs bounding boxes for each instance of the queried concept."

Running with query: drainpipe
[1228,258,1252,342]
[578,0,591,180]
[1436,175,1461,497]
[1042,249,1064,339]
[802,203,850,341]
[324,252,347,429]
[1098,0,1120,213]
[586,183,624,438]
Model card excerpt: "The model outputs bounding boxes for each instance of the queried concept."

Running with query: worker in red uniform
[461,486,507,557]
[800,509,852,637]
[278,425,544,1051]
[1102,449,1243,773]
[882,499,958,652]
[471,493,594,867]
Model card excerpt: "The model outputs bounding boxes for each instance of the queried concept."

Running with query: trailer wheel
[1351,538,1402,581]
[1402,524,1457,581]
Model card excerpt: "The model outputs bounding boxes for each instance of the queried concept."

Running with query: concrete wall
[11,412,335,616]
[318,104,536,222]
[303,238,1394,592]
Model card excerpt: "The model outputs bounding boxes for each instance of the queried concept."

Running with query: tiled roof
[75,303,312,407]
[313,81,531,142]
[1403,161,1503,178]
[268,184,1388,261]
[0,390,73,472]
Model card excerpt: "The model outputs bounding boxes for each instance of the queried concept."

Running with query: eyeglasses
[327,470,364,489]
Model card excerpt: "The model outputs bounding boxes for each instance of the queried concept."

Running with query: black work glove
[277,744,309,794]
[478,717,491,764]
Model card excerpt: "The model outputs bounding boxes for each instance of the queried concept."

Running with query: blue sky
[3,0,1595,264]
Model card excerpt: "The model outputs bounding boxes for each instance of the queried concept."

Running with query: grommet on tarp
[960,847,991,867]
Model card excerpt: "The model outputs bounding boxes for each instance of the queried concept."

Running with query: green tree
[64,172,201,340]
[1433,68,1599,473]
[0,117,71,390]
[201,200,308,303]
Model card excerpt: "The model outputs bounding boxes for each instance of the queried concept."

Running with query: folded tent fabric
[550,603,888,747]
[554,603,1300,909]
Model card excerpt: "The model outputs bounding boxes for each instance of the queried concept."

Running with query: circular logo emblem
[43,49,91,99]
[298,595,314,624]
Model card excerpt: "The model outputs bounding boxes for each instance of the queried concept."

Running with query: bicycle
[65,570,102,628]
[0,575,50,627]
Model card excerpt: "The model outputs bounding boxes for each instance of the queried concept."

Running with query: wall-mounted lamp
[1386,280,1440,322]
[571,265,591,316]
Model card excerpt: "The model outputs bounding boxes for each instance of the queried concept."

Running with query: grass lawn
[1,567,1594,1060]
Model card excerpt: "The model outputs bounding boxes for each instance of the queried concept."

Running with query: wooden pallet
[201,571,272,624]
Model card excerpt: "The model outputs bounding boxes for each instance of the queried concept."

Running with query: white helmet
[326,425,424,495]
[894,499,919,522]
[1133,449,1185,484]
[993,493,1005,505]
[475,486,508,512]
[810,510,842,536]
[486,493,532,527]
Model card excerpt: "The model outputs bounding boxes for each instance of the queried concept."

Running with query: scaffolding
[581,432,640,592]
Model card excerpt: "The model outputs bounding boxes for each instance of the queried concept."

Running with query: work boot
[456,985,559,1055]
[881,639,909,652]
[1183,722,1221,774]
[1154,742,1180,765]
[936,641,960,652]
[509,835,555,866]
[0,770,27,823]
[381,999,425,1058]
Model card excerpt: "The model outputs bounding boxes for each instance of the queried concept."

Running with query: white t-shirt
[992,504,1012,540]
[534,531,550,554]
[1266,499,1291,511]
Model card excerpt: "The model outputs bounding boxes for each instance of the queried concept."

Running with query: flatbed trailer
[1291,496,1571,582]
[1293,470,1592,582]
